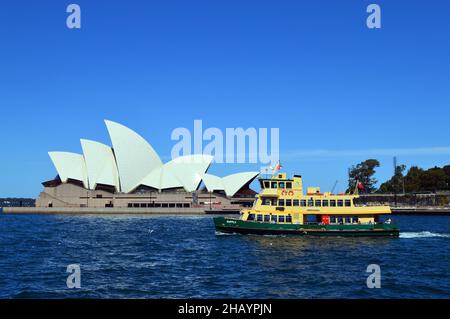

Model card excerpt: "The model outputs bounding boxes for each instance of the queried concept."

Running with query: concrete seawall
[2,206,450,215]
[1,207,235,215]
[391,207,450,215]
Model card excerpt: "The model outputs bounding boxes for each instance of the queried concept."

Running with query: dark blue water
[0,214,449,299]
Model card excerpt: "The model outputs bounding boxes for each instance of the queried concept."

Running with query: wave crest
[400,231,450,239]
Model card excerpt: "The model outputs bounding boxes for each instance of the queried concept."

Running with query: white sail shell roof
[47,121,259,196]
[203,172,259,196]
[48,152,89,188]
[222,172,259,197]
[105,120,163,193]
[203,174,225,192]
[140,166,183,190]
[163,155,214,192]
[80,139,120,191]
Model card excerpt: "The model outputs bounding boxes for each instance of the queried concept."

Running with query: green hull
[214,217,400,237]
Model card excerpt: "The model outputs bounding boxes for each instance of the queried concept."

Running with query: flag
[271,161,282,172]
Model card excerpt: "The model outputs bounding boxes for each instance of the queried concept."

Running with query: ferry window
[271,182,277,188]
[337,217,344,224]
[337,200,344,207]
[286,199,292,206]
[264,215,271,222]
[278,199,285,206]
[286,215,292,223]
[279,216,285,222]
[286,182,292,189]
[330,200,336,207]
[248,214,255,221]
[293,199,299,206]
[183,203,190,208]
[279,182,285,189]
[308,199,314,207]
[345,217,351,224]
[257,214,263,222]
[176,203,182,208]
[330,216,336,223]
[262,198,271,205]
[300,200,307,207]
[322,200,329,207]
[353,216,359,223]
[315,200,321,207]
[127,203,132,208]
[264,181,270,189]
[271,215,277,223]
[155,203,161,208]
[271,199,277,206]
[162,203,169,208]
[345,200,351,207]
[133,203,139,208]
[140,203,147,208]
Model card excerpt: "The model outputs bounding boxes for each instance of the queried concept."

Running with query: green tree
[347,159,380,194]
[379,165,450,193]
[379,164,406,193]
[404,166,423,193]
[421,167,447,191]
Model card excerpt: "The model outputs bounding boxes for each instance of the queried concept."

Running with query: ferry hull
[214,217,400,237]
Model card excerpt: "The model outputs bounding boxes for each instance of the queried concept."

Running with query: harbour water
[0,214,449,298]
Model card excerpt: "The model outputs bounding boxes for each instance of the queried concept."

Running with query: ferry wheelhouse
[214,173,399,237]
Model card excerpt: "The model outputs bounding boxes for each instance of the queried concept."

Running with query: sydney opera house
[36,120,259,212]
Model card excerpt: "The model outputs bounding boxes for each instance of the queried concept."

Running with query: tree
[379,164,406,193]
[421,167,447,192]
[404,166,423,193]
[347,159,380,194]
[378,164,450,193]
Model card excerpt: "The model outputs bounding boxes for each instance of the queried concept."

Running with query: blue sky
[1,0,449,197]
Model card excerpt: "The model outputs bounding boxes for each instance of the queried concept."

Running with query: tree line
[347,159,450,194]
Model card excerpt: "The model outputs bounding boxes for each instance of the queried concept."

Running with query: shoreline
[0,207,238,215]
[2,206,450,215]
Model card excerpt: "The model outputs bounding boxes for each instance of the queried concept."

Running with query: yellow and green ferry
[214,173,399,237]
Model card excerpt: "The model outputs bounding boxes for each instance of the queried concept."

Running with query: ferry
[214,173,399,237]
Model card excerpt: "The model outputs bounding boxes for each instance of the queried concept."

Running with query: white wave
[215,231,239,236]
[400,231,450,239]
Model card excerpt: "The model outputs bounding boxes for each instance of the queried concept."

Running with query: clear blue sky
[1,0,449,197]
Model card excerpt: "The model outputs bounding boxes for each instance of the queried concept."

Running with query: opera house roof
[47,120,259,197]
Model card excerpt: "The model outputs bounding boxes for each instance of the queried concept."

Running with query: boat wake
[400,231,450,239]
[215,231,239,236]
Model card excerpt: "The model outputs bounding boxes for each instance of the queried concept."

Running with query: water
[0,214,449,299]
